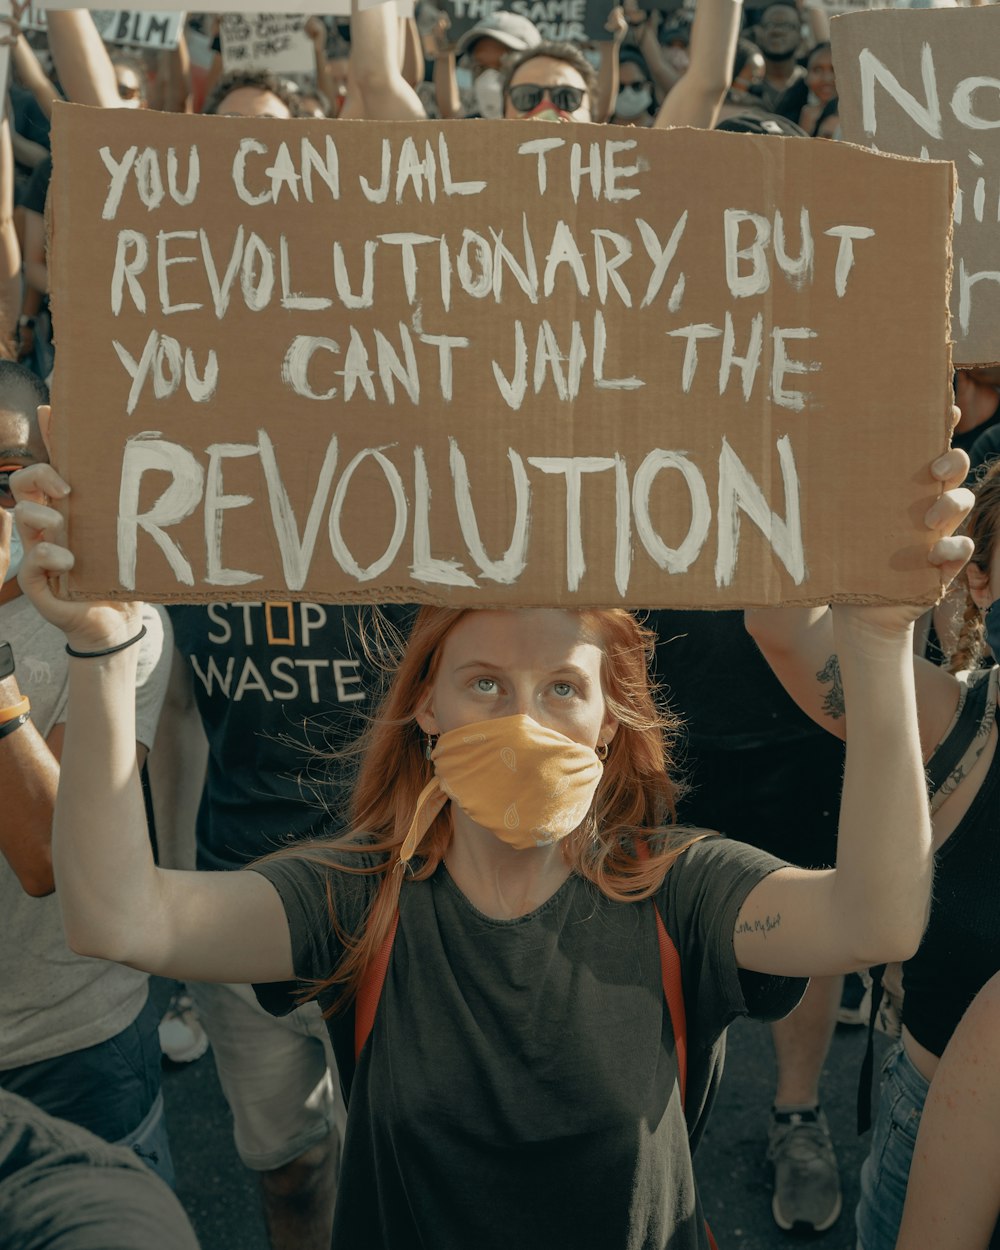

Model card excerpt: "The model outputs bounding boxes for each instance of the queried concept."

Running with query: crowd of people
[0,3,998,1250]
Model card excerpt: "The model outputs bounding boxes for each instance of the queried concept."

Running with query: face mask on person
[399,714,606,861]
[473,68,505,119]
[984,598,1000,655]
[3,523,22,585]
[615,83,653,119]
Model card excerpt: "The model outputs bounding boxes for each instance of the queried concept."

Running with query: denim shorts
[855,1042,930,1250]
[0,993,174,1187]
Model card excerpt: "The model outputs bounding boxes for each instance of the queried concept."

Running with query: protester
[0,383,173,1183]
[202,68,297,119]
[431,11,541,120]
[609,47,657,126]
[753,0,805,110]
[747,450,999,1250]
[7,440,973,1250]
[774,41,836,134]
[0,1091,200,1250]
[895,970,1000,1250]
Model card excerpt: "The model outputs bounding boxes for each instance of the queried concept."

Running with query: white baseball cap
[454,11,542,59]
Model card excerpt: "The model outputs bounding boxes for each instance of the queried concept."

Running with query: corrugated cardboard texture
[50,104,954,608]
[834,5,997,367]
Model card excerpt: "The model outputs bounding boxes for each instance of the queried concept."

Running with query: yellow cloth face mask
[399,714,605,863]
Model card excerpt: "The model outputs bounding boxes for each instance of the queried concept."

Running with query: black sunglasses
[507,82,586,114]
[0,466,21,508]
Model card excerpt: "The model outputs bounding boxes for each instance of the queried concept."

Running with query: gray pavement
[156,976,886,1250]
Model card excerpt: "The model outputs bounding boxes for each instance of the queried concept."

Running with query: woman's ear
[967,563,992,611]
[414,692,440,737]
[600,714,620,748]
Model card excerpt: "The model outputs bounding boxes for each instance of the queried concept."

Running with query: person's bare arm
[22,207,46,296]
[400,16,424,89]
[12,468,296,983]
[45,10,120,108]
[732,454,976,978]
[350,0,426,121]
[305,17,337,114]
[594,7,628,123]
[0,114,22,341]
[10,130,46,171]
[0,515,59,896]
[896,971,1000,1250]
[155,31,193,114]
[12,34,58,119]
[633,10,683,97]
[429,16,461,120]
[654,0,742,129]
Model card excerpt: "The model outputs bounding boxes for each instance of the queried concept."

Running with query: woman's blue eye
[553,682,575,697]
[475,678,497,694]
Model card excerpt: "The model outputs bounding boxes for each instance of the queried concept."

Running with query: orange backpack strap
[651,902,687,1107]
[354,910,399,1062]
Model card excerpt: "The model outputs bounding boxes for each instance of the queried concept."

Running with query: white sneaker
[158,988,210,1065]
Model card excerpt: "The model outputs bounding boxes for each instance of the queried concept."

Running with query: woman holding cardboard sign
[9,448,973,1250]
[747,455,1000,1250]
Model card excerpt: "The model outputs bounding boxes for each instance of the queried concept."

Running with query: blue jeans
[0,993,175,1187]
[855,1042,930,1250]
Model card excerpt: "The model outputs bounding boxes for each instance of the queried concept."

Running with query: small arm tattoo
[816,654,845,720]
[735,913,781,939]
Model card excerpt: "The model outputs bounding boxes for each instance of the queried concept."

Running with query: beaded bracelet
[65,624,147,659]
[0,710,30,740]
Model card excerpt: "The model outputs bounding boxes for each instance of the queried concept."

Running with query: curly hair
[202,69,300,118]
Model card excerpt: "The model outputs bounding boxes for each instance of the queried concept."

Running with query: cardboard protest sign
[19,6,183,47]
[220,13,313,78]
[834,5,1000,367]
[440,0,612,44]
[49,104,954,609]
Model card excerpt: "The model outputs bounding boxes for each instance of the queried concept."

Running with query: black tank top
[902,671,1000,1056]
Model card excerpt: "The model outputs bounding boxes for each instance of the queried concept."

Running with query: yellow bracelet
[0,695,30,725]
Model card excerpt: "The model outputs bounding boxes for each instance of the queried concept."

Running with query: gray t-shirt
[253,835,804,1250]
[0,599,171,1068]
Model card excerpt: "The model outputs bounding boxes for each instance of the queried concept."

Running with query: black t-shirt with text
[169,602,411,870]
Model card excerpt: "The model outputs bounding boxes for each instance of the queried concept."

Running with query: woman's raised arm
[13,461,295,985]
[732,451,975,978]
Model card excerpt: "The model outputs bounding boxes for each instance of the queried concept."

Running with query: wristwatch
[0,641,13,681]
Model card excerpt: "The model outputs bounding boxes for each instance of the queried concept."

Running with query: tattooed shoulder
[816,654,845,720]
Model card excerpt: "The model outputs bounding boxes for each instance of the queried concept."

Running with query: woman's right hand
[12,462,143,652]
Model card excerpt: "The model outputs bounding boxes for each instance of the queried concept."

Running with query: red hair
[273,607,706,1012]
[949,458,1000,673]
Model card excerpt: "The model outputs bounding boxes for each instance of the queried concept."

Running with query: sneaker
[767,1106,842,1234]
[158,987,210,1065]
[836,972,872,1027]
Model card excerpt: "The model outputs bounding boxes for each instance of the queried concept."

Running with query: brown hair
[275,607,703,1012]
[501,40,599,116]
[949,457,1000,673]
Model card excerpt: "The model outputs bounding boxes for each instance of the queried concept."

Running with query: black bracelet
[0,711,30,740]
[65,624,147,659]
